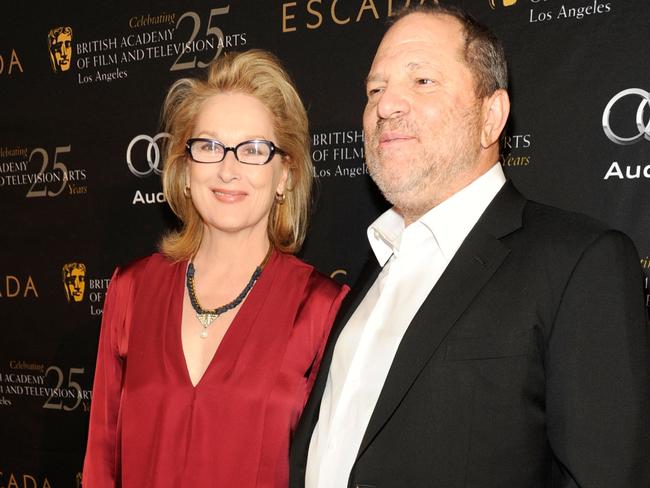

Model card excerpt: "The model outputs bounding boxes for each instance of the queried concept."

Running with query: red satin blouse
[82,251,347,488]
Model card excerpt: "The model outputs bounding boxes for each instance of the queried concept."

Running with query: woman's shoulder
[110,252,178,290]
[275,252,349,301]
[273,254,349,356]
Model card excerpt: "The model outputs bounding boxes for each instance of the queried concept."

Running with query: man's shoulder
[523,200,608,236]
[518,198,636,259]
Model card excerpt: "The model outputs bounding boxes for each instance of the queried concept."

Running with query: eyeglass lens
[190,139,273,165]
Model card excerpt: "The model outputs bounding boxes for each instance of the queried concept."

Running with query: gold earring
[275,192,286,204]
[183,185,191,198]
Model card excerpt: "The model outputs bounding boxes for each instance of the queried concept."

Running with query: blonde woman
[83,50,348,488]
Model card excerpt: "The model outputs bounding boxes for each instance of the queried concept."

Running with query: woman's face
[186,92,288,239]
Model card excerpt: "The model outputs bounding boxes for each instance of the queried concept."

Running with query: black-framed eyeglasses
[186,138,286,165]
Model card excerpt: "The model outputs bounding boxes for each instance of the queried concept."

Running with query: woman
[83,49,348,487]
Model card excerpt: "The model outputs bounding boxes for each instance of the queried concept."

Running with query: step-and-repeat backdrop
[1,0,649,485]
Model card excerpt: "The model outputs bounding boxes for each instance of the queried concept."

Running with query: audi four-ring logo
[126,133,171,177]
[602,88,650,145]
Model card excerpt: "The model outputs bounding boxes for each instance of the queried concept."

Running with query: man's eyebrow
[366,61,438,83]
[366,73,384,84]
[406,61,434,71]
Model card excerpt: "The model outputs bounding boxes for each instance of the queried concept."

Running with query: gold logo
[76,472,83,487]
[62,262,86,303]
[48,26,73,72]
[282,0,438,33]
[489,0,517,8]
[330,269,348,280]
[0,48,24,75]
[0,275,38,298]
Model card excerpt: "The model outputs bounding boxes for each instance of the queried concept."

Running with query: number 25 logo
[171,7,230,71]
[26,145,70,198]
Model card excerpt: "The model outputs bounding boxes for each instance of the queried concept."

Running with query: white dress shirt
[305,163,506,488]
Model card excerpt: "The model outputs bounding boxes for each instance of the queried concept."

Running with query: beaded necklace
[186,245,272,338]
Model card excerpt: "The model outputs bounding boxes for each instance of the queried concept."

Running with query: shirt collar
[368,163,506,266]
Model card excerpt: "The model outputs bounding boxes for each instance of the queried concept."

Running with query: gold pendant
[197,313,217,327]
[197,313,218,338]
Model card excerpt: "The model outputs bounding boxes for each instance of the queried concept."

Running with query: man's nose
[376,84,410,120]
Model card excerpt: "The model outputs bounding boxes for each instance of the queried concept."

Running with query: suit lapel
[357,181,526,457]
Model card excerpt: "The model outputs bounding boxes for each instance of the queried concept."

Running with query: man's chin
[376,183,414,208]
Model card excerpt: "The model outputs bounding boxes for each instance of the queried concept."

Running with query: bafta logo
[48,26,73,72]
[62,262,86,303]
[489,0,517,8]
[75,472,83,488]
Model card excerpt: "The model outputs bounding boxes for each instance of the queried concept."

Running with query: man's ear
[480,89,510,149]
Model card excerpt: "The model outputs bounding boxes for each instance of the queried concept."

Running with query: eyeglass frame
[185,137,287,165]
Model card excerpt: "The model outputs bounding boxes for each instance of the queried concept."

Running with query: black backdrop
[2,0,649,486]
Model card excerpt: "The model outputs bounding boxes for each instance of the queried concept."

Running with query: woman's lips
[211,188,247,203]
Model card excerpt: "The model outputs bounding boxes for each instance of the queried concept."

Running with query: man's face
[363,13,484,223]
[65,267,85,302]
[50,31,72,71]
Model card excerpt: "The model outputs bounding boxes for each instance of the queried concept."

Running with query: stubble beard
[365,107,482,222]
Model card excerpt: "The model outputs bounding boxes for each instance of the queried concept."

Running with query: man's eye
[416,78,434,85]
[367,87,383,97]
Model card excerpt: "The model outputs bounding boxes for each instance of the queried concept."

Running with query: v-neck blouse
[83,251,348,488]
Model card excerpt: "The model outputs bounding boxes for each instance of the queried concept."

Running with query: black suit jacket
[290,182,650,488]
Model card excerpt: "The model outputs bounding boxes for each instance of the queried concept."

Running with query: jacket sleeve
[545,230,650,487]
[82,266,134,487]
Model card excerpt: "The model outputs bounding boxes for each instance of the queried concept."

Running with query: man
[291,5,649,488]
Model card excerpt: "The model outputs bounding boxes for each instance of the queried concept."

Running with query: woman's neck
[192,226,271,278]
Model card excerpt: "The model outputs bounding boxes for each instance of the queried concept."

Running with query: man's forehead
[378,12,465,54]
[366,14,466,82]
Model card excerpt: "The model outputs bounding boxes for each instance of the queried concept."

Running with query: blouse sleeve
[304,278,349,397]
[82,266,135,487]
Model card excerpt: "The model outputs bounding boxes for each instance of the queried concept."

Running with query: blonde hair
[159,49,313,261]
